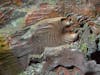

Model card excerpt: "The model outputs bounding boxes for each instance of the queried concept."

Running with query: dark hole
[28,58,41,65]
[95,38,99,49]
[90,29,93,34]
[51,65,75,71]
[61,18,67,22]
[80,23,84,27]
[1,44,5,47]
[91,51,100,64]
[69,18,72,21]
[66,65,75,69]
[85,72,95,75]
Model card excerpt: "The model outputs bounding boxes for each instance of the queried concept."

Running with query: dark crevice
[91,51,100,64]
[95,38,99,50]
[28,58,41,65]
[51,65,75,71]
[85,72,95,75]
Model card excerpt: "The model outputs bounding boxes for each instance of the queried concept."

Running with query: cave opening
[91,51,100,64]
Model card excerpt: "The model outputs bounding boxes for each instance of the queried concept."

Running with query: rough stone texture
[57,0,99,17]
[25,3,60,26]
[26,17,78,54]
[40,46,100,75]
[41,46,86,75]
[12,17,78,69]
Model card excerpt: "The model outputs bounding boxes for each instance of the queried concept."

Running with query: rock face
[12,17,78,69]
[57,0,99,17]
[85,60,100,75]
[25,3,60,26]
[0,7,14,27]
[24,17,78,54]
[39,46,100,75]
[41,46,86,75]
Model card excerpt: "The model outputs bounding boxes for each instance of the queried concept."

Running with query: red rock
[39,3,49,9]
[55,66,70,75]
[25,4,60,26]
